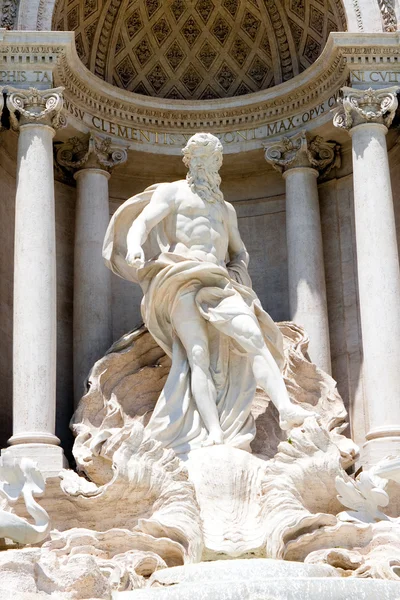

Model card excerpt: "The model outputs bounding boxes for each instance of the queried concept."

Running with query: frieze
[62,94,339,149]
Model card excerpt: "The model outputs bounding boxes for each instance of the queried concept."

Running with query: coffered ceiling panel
[52,0,346,99]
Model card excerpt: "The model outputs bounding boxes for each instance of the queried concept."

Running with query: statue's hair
[182,132,223,166]
[182,133,224,204]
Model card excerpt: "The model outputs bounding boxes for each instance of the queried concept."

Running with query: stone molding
[1,31,400,153]
[333,85,399,130]
[377,0,397,32]
[6,86,66,130]
[264,131,341,177]
[56,133,128,173]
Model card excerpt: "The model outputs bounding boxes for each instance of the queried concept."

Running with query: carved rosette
[57,133,128,173]
[6,87,66,131]
[333,86,399,131]
[263,131,341,177]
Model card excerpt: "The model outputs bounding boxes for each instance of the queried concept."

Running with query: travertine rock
[2,324,400,598]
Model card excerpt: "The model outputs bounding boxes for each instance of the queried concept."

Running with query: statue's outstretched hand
[126,246,145,268]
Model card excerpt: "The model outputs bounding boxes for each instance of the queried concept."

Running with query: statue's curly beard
[186,158,224,204]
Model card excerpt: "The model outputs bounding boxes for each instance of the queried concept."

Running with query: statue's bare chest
[174,192,226,224]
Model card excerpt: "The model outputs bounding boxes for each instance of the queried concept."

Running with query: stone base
[1,444,68,479]
[112,559,400,600]
[362,436,400,469]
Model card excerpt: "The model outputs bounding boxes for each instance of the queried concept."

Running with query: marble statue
[103,133,313,455]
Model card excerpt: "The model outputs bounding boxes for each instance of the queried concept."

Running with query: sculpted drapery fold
[103,182,285,457]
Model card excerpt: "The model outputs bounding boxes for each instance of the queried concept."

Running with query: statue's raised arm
[126,183,174,268]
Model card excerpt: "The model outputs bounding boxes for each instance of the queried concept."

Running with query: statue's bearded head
[182,133,224,203]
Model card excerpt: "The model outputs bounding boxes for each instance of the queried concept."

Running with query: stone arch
[13,0,398,39]
[45,0,348,99]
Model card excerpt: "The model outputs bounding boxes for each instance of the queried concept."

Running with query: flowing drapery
[103,185,285,457]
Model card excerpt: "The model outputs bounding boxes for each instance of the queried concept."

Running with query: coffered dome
[52,0,346,100]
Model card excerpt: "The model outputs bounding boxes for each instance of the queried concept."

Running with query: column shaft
[264,131,338,373]
[73,169,112,403]
[284,167,331,373]
[11,123,58,445]
[351,122,400,463]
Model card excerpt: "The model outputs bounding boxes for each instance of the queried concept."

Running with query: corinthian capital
[263,131,340,177]
[6,87,66,130]
[56,133,128,173]
[333,86,399,131]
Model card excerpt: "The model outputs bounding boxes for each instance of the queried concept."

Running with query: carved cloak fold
[103,184,285,457]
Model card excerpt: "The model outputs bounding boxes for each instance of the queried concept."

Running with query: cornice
[0,31,400,153]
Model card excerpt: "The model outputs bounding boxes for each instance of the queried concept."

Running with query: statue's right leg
[172,293,224,445]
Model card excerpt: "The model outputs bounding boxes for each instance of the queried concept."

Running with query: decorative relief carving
[171,0,187,22]
[152,16,172,47]
[145,0,161,19]
[304,35,322,64]
[95,0,124,79]
[165,40,186,71]
[264,130,341,177]
[0,0,18,29]
[377,0,397,32]
[56,133,128,172]
[6,86,66,130]
[147,62,169,93]
[241,9,261,41]
[263,0,294,81]
[223,0,239,17]
[134,36,153,67]
[211,14,232,45]
[215,62,237,92]
[126,8,143,40]
[181,15,202,47]
[333,86,399,130]
[230,36,251,67]
[195,0,215,23]
[115,55,137,88]
[197,40,218,70]
[181,64,203,94]
[309,5,324,36]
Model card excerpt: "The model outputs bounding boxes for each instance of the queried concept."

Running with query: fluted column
[57,135,127,406]
[3,87,67,475]
[264,131,340,374]
[334,86,400,467]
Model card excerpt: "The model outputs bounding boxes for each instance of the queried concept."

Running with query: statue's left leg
[226,314,316,430]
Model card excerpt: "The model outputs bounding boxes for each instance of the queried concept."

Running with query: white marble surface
[73,168,112,405]
[104,133,313,453]
[284,166,331,373]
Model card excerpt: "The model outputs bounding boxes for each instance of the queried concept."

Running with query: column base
[8,432,60,445]
[362,436,400,469]
[1,444,68,479]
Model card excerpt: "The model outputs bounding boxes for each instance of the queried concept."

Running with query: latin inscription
[64,94,338,148]
[350,70,400,84]
[0,69,52,84]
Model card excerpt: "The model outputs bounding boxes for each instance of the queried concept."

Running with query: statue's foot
[202,429,224,447]
[279,404,318,431]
